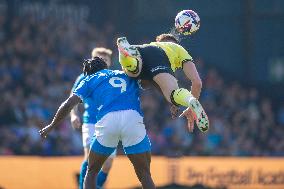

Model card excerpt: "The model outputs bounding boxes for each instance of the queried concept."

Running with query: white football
[175,10,200,35]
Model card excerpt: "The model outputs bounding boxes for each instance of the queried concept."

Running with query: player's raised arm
[39,94,81,138]
[182,61,202,99]
[70,85,82,129]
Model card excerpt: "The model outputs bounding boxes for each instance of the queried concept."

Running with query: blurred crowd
[0,13,283,156]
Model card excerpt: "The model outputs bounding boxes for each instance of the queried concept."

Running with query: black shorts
[137,45,174,80]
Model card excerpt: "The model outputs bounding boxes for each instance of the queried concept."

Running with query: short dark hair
[83,57,107,76]
[156,33,179,43]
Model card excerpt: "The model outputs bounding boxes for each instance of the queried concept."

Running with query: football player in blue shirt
[70,48,114,189]
[39,57,155,189]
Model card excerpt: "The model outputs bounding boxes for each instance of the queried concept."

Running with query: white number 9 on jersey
[109,77,127,93]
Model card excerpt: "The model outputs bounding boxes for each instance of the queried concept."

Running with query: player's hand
[179,107,195,132]
[39,125,53,139]
[170,104,180,119]
[71,115,82,129]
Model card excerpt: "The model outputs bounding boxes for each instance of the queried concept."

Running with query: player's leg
[84,137,116,189]
[84,149,109,189]
[153,72,209,132]
[84,112,119,189]
[80,123,114,189]
[101,155,113,173]
[121,110,155,188]
[79,124,94,189]
[79,148,89,189]
[127,152,155,189]
[117,37,142,77]
[97,150,116,188]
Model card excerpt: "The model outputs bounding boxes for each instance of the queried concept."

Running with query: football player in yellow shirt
[117,33,209,132]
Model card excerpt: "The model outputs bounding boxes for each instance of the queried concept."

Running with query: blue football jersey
[72,73,98,124]
[73,69,142,121]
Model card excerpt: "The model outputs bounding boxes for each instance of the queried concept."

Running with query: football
[175,10,201,35]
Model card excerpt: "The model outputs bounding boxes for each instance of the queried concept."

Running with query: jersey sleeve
[73,79,91,101]
[178,44,193,65]
[71,74,85,92]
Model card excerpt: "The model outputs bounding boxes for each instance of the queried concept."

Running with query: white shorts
[90,110,151,155]
[82,123,117,157]
[82,123,96,148]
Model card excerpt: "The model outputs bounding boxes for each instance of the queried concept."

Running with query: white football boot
[181,98,209,132]
[117,37,141,73]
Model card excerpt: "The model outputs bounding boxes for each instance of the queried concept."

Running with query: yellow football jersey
[149,42,193,72]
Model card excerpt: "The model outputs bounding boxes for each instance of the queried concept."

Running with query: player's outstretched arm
[39,94,81,138]
[182,61,202,99]
[70,80,83,129]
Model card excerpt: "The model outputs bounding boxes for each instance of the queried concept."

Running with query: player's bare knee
[153,73,179,102]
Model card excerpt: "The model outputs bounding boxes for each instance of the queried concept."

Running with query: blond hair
[91,47,113,58]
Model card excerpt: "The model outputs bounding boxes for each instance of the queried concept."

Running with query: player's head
[91,47,112,67]
[156,33,179,44]
[83,57,107,76]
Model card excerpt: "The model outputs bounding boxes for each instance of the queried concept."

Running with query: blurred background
[0,0,284,189]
